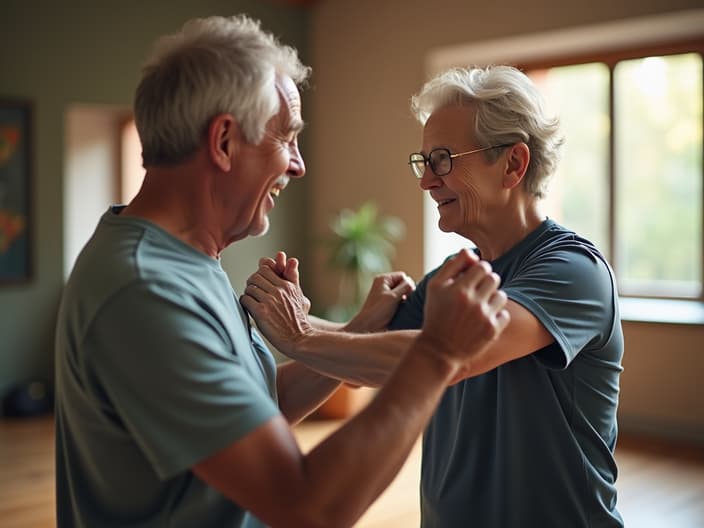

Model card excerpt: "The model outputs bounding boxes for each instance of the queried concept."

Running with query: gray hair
[135,15,311,166]
[411,65,563,198]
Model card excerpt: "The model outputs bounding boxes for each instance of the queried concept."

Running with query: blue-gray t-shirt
[390,219,624,528]
[54,207,280,527]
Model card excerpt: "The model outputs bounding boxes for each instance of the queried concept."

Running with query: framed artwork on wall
[0,99,32,283]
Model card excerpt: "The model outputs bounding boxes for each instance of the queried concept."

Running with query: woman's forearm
[308,314,346,332]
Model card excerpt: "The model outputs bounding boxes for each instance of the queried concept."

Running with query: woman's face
[418,105,505,239]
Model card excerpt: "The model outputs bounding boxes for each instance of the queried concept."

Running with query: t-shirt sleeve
[83,281,280,479]
[390,252,464,331]
[503,246,617,369]
[389,271,432,331]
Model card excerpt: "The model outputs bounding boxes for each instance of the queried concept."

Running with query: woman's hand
[344,272,415,333]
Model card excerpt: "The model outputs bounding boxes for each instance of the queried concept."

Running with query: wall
[0,1,309,395]
[307,0,704,441]
[619,322,704,443]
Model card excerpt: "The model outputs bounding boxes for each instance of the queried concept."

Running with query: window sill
[619,297,704,325]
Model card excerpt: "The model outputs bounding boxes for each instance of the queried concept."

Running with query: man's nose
[288,145,305,178]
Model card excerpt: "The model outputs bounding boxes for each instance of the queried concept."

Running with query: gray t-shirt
[390,219,624,528]
[55,206,279,527]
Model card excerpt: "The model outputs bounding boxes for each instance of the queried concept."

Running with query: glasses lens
[409,153,426,178]
[429,149,452,176]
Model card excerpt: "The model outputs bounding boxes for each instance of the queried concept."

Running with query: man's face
[226,75,305,242]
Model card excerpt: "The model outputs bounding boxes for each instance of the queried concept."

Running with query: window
[525,44,703,300]
[614,54,701,298]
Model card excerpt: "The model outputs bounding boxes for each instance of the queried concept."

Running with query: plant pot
[314,384,376,420]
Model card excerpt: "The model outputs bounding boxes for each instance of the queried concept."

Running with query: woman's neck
[466,203,545,261]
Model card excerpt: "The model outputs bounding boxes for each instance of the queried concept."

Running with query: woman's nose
[419,166,441,190]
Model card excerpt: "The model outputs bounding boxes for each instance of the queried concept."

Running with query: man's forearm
[282,329,419,387]
[277,360,341,425]
[299,335,457,527]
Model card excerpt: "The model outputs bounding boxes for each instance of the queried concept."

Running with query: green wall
[0,1,310,395]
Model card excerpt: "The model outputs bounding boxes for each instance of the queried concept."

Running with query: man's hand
[345,272,416,333]
[256,251,312,311]
[416,248,510,375]
[241,252,313,355]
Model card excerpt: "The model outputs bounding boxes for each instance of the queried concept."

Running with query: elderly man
[54,15,509,528]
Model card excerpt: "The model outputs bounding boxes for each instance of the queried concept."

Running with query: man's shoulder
[60,214,222,342]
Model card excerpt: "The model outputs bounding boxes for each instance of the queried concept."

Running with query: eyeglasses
[408,144,512,179]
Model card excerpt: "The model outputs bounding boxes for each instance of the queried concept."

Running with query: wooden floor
[1,415,703,527]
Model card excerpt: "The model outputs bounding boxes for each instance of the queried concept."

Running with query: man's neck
[121,160,224,258]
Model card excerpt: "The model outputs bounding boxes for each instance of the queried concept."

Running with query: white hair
[134,15,311,166]
[411,66,563,198]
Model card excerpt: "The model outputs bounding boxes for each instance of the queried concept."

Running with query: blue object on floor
[1,380,53,417]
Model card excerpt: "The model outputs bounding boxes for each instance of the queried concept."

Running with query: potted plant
[324,200,405,321]
[315,201,405,419]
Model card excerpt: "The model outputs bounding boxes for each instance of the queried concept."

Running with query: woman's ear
[502,142,530,190]
[208,113,240,172]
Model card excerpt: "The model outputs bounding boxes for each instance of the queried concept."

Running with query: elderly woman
[244,65,624,527]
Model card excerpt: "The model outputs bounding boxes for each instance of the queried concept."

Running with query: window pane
[614,53,702,297]
[529,64,610,256]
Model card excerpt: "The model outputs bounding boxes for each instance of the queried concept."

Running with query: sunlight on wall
[64,106,119,279]
[423,194,474,273]
[121,120,145,203]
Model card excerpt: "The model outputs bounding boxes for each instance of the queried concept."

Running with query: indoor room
[1,1,703,526]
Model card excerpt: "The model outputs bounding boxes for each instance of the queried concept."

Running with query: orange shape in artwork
[0,209,25,253]
[0,126,20,165]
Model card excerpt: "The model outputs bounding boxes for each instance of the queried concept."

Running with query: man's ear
[502,142,530,190]
[207,113,240,172]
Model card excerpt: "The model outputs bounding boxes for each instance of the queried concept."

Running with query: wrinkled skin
[345,272,416,333]
[242,251,415,354]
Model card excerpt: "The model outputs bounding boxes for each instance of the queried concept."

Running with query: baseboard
[618,414,704,447]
